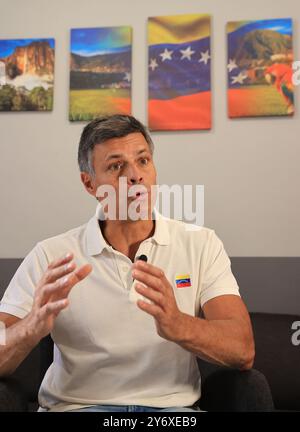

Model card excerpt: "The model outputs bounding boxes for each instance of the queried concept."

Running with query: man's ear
[80,172,96,197]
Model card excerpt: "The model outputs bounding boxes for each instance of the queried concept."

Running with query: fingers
[132,260,164,278]
[38,275,71,306]
[73,263,93,282]
[37,263,93,307]
[59,264,92,291]
[135,282,166,310]
[42,258,76,286]
[132,268,162,293]
[45,261,92,287]
[48,252,73,270]
[136,297,163,319]
[41,298,69,317]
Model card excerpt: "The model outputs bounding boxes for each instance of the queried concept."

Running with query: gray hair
[78,115,154,175]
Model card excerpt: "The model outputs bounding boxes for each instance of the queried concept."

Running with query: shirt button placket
[120,261,132,290]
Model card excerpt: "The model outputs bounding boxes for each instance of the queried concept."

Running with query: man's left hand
[132,260,187,343]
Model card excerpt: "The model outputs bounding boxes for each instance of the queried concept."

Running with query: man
[0,115,254,412]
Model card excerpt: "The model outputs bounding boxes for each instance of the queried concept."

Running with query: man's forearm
[0,316,40,377]
[175,313,255,370]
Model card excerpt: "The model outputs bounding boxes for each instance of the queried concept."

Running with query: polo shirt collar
[85,211,108,256]
[85,204,170,256]
[151,207,170,246]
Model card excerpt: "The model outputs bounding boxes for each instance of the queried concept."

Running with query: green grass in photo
[245,85,291,116]
[69,89,130,121]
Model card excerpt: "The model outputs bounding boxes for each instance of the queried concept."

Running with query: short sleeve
[0,242,49,319]
[200,230,240,308]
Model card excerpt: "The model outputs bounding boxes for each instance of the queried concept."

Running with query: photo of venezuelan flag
[148,14,211,131]
[69,26,132,121]
[227,18,294,118]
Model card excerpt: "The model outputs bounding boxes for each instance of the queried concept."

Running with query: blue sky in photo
[0,38,55,58]
[71,26,131,56]
[230,18,292,37]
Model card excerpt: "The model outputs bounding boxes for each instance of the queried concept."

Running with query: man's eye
[109,162,123,171]
[140,158,149,165]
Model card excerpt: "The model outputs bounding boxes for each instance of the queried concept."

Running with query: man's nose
[126,164,143,185]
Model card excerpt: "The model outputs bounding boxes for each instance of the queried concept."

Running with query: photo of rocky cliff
[0,38,55,111]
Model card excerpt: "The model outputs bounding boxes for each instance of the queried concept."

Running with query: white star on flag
[231,72,248,85]
[149,58,158,71]
[180,46,195,60]
[159,48,173,62]
[228,59,238,73]
[198,50,211,65]
[124,72,131,82]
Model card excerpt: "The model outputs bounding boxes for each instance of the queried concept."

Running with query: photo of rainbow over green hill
[69,26,132,122]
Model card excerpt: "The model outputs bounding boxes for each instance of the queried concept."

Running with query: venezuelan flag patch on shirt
[175,274,191,288]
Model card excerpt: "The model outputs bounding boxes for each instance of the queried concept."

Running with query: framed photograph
[0,38,55,111]
[69,26,132,121]
[148,14,211,131]
[227,18,294,118]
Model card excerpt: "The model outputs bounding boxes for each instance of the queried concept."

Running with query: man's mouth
[134,191,147,200]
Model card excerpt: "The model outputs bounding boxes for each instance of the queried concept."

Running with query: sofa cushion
[250,312,300,410]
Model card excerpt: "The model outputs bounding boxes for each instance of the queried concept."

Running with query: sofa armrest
[199,368,274,412]
[0,377,28,412]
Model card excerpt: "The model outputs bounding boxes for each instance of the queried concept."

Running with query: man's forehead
[94,133,150,158]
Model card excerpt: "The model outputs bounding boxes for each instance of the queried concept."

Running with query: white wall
[0,0,299,258]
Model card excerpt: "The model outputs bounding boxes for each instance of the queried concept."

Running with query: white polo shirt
[0,207,240,411]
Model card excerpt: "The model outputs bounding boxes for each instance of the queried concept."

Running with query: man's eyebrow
[136,148,149,155]
[105,153,123,162]
[105,148,149,162]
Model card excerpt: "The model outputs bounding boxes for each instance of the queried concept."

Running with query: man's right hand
[25,253,92,342]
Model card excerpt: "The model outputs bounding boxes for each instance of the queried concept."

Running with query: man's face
[81,132,157,220]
